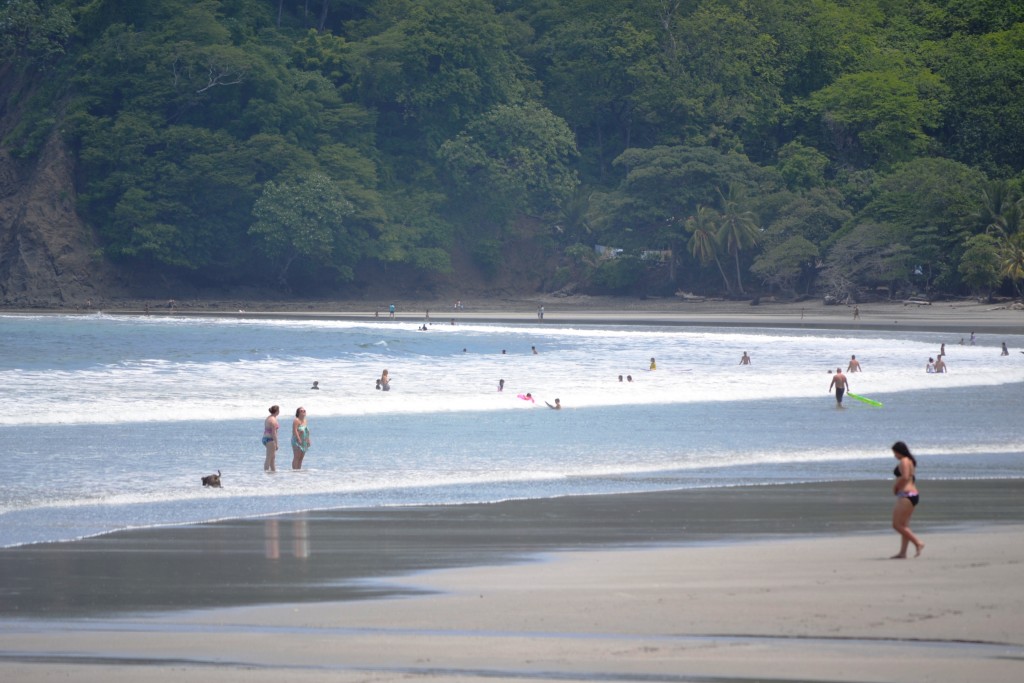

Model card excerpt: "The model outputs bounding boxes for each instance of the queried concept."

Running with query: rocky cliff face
[0,126,121,307]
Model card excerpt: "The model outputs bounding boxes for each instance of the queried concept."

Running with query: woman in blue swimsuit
[291,407,310,470]
[891,441,924,559]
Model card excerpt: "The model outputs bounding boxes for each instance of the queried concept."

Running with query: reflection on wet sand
[264,515,309,560]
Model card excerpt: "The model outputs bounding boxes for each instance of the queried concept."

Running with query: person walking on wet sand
[890,441,924,559]
[828,367,849,407]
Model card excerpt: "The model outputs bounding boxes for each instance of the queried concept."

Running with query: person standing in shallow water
[828,367,849,407]
[263,405,280,472]
[291,407,310,470]
[890,441,924,559]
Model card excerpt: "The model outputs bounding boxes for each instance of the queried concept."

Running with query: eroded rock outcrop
[0,130,117,307]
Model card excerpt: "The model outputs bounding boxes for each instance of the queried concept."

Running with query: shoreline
[2,479,1023,617]
[4,296,1024,334]
[1,480,1023,682]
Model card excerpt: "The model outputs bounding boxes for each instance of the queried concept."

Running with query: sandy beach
[2,479,1024,682]
[2,302,1023,683]
[16,294,1024,334]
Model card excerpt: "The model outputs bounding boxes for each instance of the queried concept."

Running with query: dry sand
[2,527,1022,683]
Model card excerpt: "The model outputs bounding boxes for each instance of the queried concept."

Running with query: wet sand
[2,479,1024,682]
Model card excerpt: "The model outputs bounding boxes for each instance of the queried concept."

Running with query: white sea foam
[4,318,1022,426]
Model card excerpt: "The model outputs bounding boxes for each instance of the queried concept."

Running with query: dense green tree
[4,0,1024,299]
[0,0,74,69]
[958,234,1003,299]
[438,102,579,227]
[794,69,946,167]
[345,0,531,159]
[927,24,1024,174]
[750,235,819,297]
[249,172,360,288]
[857,157,987,292]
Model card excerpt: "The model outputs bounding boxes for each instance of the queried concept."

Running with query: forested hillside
[2,0,1023,304]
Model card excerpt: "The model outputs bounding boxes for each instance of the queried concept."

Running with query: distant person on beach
[933,355,947,373]
[498,378,505,392]
[626,375,633,382]
[1002,342,1009,356]
[828,368,849,407]
[926,357,935,373]
[649,357,657,370]
[890,441,924,559]
[739,352,751,365]
[546,398,561,409]
[291,407,310,470]
[970,331,976,345]
[853,305,860,320]
[380,369,390,391]
[532,345,538,354]
[263,405,280,472]
[847,355,861,372]
[311,381,319,390]
[389,303,395,318]
[940,343,945,356]
[537,306,544,319]
[618,375,623,382]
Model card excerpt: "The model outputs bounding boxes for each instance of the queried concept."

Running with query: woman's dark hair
[269,405,279,415]
[892,440,916,465]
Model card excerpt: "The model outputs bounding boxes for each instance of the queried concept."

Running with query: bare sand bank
[2,479,1023,682]
[11,295,1024,334]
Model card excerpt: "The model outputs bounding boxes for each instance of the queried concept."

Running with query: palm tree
[1000,232,1024,297]
[715,186,761,295]
[685,205,732,293]
[979,181,1023,238]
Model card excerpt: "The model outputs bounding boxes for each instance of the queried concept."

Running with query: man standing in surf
[829,367,849,408]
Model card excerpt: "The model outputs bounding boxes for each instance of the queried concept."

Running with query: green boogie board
[847,392,883,407]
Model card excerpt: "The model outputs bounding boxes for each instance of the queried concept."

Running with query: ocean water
[1,312,1022,548]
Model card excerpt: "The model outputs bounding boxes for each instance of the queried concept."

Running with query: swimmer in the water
[545,398,561,409]
[649,357,656,370]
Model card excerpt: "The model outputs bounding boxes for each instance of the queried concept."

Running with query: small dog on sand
[201,470,222,488]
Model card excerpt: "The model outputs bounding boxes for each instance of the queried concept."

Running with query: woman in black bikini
[891,441,924,558]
